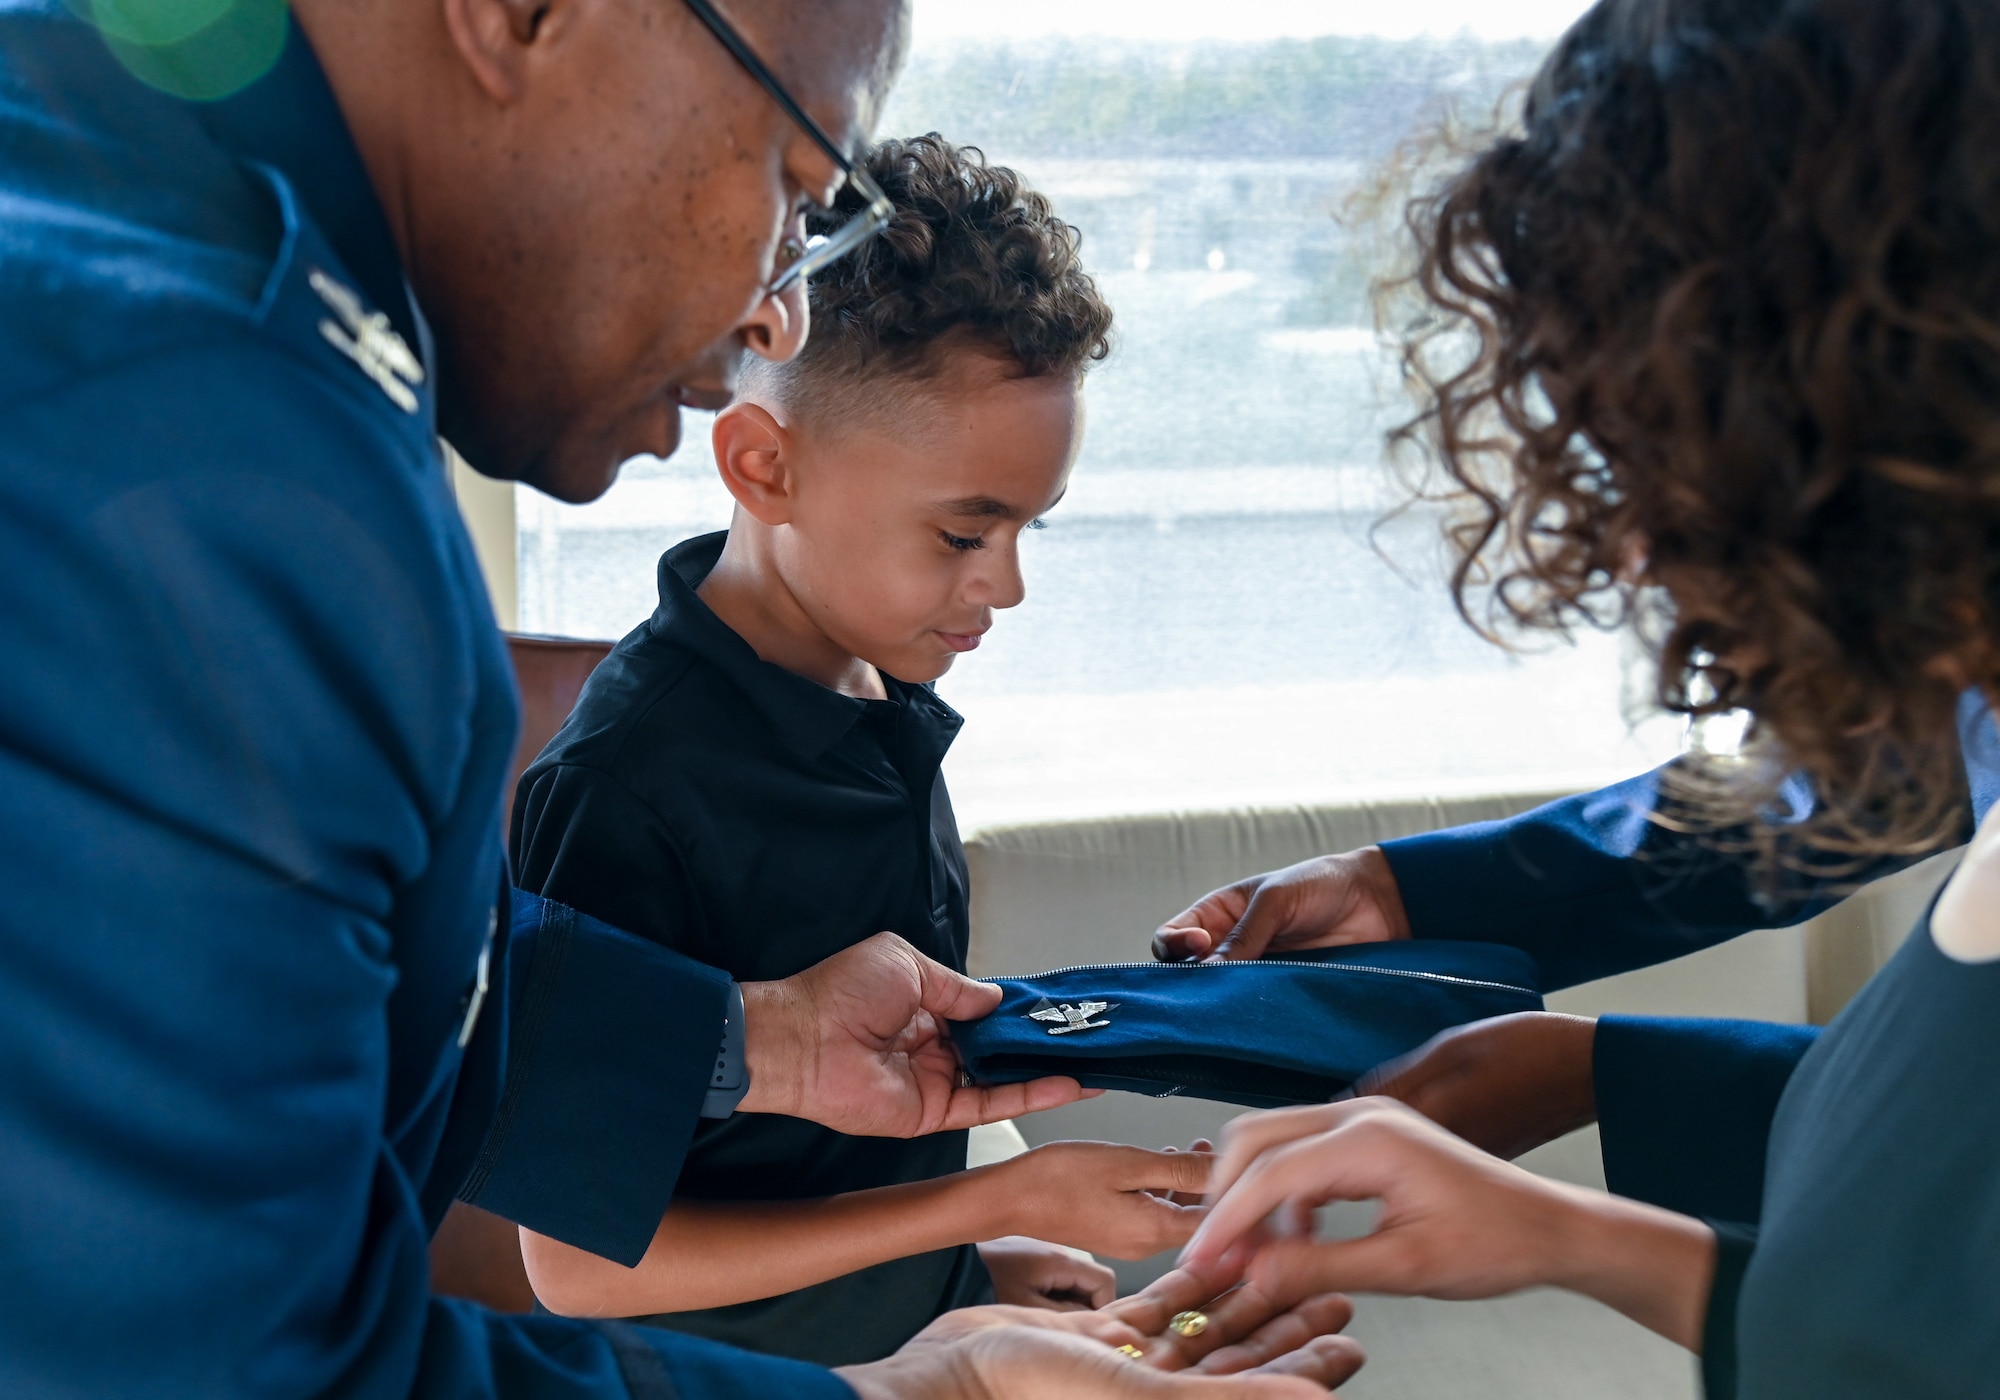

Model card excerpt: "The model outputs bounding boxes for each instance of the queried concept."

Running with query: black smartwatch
[699,980,750,1118]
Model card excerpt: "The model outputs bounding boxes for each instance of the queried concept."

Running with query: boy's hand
[1152,849,1410,964]
[739,931,1095,1136]
[837,1266,1365,1400]
[978,1236,1116,1311]
[990,1142,1212,1260]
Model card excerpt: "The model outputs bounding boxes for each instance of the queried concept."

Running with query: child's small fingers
[1157,1140,1214,1205]
[1135,1144,1213,1195]
[1046,1257,1117,1309]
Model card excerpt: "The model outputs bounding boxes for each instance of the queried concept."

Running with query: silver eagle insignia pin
[1027,999,1116,1036]
[310,268,425,414]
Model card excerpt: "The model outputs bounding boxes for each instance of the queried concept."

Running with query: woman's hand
[1182,1098,1716,1349]
[1354,1012,1599,1160]
[978,1236,1117,1311]
[1152,849,1410,964]
[986,1141,1211,1259]
[837,1266,1366,1400]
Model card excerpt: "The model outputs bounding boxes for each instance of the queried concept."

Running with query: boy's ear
[711,401,798,526]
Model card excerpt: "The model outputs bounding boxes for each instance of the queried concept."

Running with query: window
[516,0,1683,830]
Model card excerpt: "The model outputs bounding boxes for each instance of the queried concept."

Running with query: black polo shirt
[510,531,989,1365]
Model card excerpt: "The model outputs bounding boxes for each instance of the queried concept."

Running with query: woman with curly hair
[1172,0,2000,1395]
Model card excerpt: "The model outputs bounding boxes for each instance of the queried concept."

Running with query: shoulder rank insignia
[310,268,424,414]
[1027,999,1115,1035]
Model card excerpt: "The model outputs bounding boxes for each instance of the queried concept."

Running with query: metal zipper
[996,957,1535,997]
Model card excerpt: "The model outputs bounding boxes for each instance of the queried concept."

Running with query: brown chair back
[430,632,613,1314]
[505,633,617,795]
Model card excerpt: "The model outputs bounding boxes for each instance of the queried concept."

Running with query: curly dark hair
[1394,0,2000,866]
[750,134,1112,419]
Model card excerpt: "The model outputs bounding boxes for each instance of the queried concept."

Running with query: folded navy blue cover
[950,942,1543,1108]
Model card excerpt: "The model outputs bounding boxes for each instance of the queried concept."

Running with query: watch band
[699,980,750,1118]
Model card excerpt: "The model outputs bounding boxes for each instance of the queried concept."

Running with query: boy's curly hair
[1394,0,2000,870]
[751,134,1112,419]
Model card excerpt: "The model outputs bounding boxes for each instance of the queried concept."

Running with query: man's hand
[1152,849,1410,964]
[1179,1098,1714,1351]
[837,1266,1365,1400]
[1354,1012,1599,1160]
[739,932,1094,1136]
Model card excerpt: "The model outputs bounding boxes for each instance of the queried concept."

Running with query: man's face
[421,0,907,503]
[761,354,1084,685]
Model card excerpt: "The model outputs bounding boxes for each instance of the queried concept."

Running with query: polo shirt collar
[190,14,426,359]
[651,532,963,762]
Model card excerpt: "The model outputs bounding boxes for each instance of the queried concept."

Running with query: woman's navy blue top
[1703,911,2000,1398]
[511,532,991,1365]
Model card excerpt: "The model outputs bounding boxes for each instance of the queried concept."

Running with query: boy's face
[777,354,1082,684]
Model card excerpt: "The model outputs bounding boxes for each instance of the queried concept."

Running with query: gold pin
[1115,1344,1145,1360]
[1169,1310,1209,1338]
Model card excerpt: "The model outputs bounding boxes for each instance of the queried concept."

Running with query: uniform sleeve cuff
[1380,823,1510,941]
[460,892,729,1265]
[1698,1221,1757,1400]
[1594,1015,1817,1223]
[601,1321,858,1400]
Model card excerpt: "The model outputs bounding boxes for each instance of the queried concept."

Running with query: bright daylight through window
[516,0,1684,829]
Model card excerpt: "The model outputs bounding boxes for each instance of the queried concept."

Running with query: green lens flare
[78,0,289,102]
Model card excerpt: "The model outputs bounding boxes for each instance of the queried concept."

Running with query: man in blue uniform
[1154,691,2000,1223]
[0,0,1366,1396]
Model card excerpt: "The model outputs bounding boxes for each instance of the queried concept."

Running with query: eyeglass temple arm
[679,0,855,173]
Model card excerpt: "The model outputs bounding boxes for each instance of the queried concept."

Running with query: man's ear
[712,402,798,527]
[441,0,564,103]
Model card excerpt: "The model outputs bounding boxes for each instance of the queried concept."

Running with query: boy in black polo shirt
[509,136,1207,1367]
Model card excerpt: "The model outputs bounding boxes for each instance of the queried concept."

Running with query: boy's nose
[986,550,1028,611]
[739,281,810,364]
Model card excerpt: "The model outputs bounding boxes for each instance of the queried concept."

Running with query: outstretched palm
[839,1268,1366,1400]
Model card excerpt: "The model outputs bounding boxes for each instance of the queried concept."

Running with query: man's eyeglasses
[681,0,894,294]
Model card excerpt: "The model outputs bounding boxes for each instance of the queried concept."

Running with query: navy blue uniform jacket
[0,6,849,1397]
[1380,689,2000,1224]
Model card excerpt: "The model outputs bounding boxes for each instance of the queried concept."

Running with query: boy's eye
[940,530,986,552]
[1028,518,1048,531]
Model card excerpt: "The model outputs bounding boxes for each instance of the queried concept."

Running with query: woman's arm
[1150,759,1948,988]
[522,1141,1209,1317]
[1181,1098,1717,1351]
[1353,1009,1815,1225]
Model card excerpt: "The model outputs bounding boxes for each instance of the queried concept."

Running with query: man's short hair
[743,133,1113,429]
